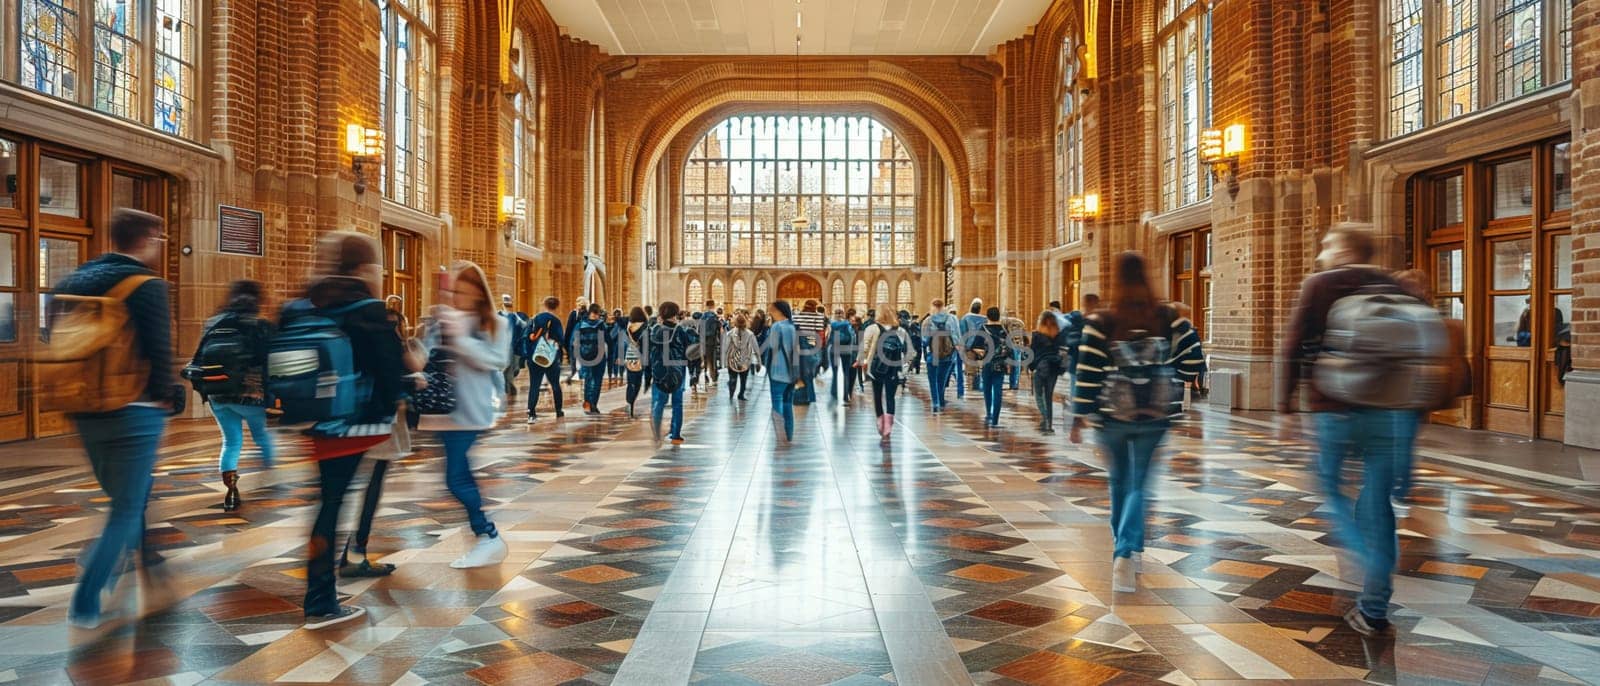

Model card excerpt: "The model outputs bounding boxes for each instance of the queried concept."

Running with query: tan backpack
[34,274,157,413]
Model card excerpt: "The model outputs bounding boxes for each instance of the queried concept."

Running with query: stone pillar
[1565,0,1600,448]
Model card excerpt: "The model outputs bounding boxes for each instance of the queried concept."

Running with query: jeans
[70,406,169,620]
[928,358,955,409]
[306,451,363,616]
[688,360,703,389]
[212,402,275,472]
[625,369,645,408]
[529,361,563,415]
[728,370,749,398]
[581,365,603,408]
[770,381,796,440]
[1033,373,1058,430]
[832,356,856,400]
[651,384,685,440]
[1009,353,1021,390]
[1097,420,1169,559]
[1314,408,1417,620]
[794,354,819,404]
[441,430,497,537]
[349,459,391,557]
[981,368,1006,424]
[872,378,899,417]
[955,357,967,398]
[503,359,520,397]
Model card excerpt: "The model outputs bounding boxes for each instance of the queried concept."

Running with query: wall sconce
[1067,193,1100,221]
[1200,124,1246,198]
[500,195,527,243]
[345,124,383,194]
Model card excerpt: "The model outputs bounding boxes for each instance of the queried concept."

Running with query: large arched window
[379,0,437,213]
[897,281,913,312]
[17,0,199,138]
[505,28,540,245]
[1157,0,1212,211]
[853,280,868,311]
[1383,0,1573,138]
[687,279,703,307]
[874,280,889,308]
[733,279,748,311]
[754,280,770,308]
[1056,41,1084,245]
[710,278,726,307]
[682,115,917,267]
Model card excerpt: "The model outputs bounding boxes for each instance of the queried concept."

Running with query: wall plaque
[218,205,264,256]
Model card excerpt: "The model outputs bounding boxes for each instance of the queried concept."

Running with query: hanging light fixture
[789,0,811,231]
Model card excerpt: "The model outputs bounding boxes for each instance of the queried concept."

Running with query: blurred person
[574,303,609,414]
[764,300,801,442]
[186,280,276,512]
[1028,312,1063,434]
[702,300,723,386]
[498,295,527,403]
[622,307,650,417]
[608,308,627,384]
[525,296,566,421]
[921,299,960,411]
[723,313,757,402]
[686,311,706,393]
[978,307,1011,427]
[791,300,828,405]
[1071,252,1204,594]
[860,305,910,443]
[828,307,859,403]
[648,301,693,443]
[1003,310,1027,390]
[419,262,511,569]
[960,298,987,396]
[563,296,587,383]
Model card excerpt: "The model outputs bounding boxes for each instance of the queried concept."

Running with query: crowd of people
[48,210,1456,639]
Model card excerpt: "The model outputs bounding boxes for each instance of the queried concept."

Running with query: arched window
[853,280,868,311]
[897,280,913,312]
[733,279,748,310]
[832,279,846,308]
[682,115,917,267]
[380,0,438,213]
[505,27,540,245]
[874,280,889,308]
[687,279,703,307]
[754,279,770,308]
[1056,41,1084,245]
[710,278,726,307]
[1157,0,1211,211]
[18,0,199,138]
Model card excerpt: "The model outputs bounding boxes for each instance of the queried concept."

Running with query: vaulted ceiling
[543,0,1055,55]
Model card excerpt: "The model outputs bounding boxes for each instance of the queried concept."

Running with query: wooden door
[0,136,26,442]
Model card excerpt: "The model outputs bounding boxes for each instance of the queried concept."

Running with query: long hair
[451,261,498,335]
[1106,251,1160,337]
[772,300,793,320]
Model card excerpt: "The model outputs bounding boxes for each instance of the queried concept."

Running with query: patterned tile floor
[0,372,1598,685]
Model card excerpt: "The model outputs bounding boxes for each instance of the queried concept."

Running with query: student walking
[419,262,512,570]
[828,308,859,402]
[574,304,609,415]
[526,297,566,421]
[647,302,692,443]
[623,307,649,417]
[921,300,960,411]
[46,209,184,629]
[860,306,910,443]
[723,313,757,401]
[792,300,827,405]
[186,280,276,512]
[498,295,527,403]
[1028,312,1063,434]
[702,301,723,386]
[978,308,1011,427]
[764,300,801,442]
[960,299,988,396]
[1070,252,1205,594]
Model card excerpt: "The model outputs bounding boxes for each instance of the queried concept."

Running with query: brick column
[1565,0,1600,447]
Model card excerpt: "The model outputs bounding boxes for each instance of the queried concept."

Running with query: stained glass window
[92,0,138,119]
[1056,39,1084,245]
[21,0,81,100]
[154,0,196,137]
[682,115,916,268]
[897,281,912,312]
[1158,1,1211,211]
[1388,0,1424,136]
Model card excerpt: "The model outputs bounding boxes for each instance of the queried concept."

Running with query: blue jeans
[441,430,496,537]
[981,368,1006,424]
[1009,352,1021,389]
[651,384,685,440]
[1314,408,1417,620]
[70,406,169,620]
[1097,419,1169,559]
[769,380,796,440]
[581,365,603,408]
[212,402,275,472]
[955,357,967,397]
[928,358,954,409]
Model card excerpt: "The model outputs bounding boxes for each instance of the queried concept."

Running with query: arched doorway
[776,274,822,302]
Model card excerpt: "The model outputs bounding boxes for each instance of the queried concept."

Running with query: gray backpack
[1313,285,1449,409]
[1102,333,1184,423]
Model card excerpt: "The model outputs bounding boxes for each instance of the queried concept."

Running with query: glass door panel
[34,234,86,438]
[0,231,24,442]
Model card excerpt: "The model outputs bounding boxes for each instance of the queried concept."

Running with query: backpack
[649,324,684,392]
[501,312,527,357]
[926,315,957,362]
[1058,311,1086,369]
[983,328,1012,375]
[35,275,158,414]
[1312,284,1450,410]
[267,298,380,425]
[576,320,604,366]
[1101,332,1184,423]
[184,313,264,400]
[676,321,703,362]
[410,345,456,415]
[831,320,856,349]
[624,328,644,372]
[528,318,559,368]
[871,327,907,382]
[964,328,991,368]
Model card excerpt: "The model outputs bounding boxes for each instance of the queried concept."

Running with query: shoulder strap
[106,274,158,302]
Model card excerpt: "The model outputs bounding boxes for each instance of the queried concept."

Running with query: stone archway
[776,274,823,303]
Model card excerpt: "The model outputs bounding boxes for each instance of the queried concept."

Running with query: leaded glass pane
[22,0,81,100]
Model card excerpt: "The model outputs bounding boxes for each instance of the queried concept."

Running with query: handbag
[411,346,456,415]
[531,334,558,368]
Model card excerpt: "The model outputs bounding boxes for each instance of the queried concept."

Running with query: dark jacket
[528,311,565,366]
[1279,265,1398,412]
[1072,305,1205,422]
[191,303,275,406]
[1028,331,1062,378]
[284,276,406,430]
[52,253,178,405]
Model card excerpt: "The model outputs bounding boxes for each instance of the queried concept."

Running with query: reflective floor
[1,372,1598,685]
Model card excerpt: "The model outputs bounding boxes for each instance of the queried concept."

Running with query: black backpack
[676,321,703,361]
[871,327,907,382]
[576,320,604,366]
[185,313,265,401]
[983,328,1011,375]
[649,324,683,392]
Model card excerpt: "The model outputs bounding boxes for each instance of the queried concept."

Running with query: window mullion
[141,0,154,127]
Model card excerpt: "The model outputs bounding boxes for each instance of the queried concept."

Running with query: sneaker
[1343,606,1390,636]
[1112,556,1137,593]
[1392,498,1411,519]
[670,437,685,445]
[339,559,396,578]
[305,605,366,630]
[450,534,509,569]
[527,413,538,424]
[555,410,565,418]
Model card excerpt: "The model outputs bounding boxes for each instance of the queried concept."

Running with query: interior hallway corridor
[0,373,1597,684]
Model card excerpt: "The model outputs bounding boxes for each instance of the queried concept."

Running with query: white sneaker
[1112,556,1137,593]
[451,534,508,569]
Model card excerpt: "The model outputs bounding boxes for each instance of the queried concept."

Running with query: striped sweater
[1071,306,1206,423]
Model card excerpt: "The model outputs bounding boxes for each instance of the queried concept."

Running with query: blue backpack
[267,298,379,425]
[576,319,605,366]
[831,320,856,349]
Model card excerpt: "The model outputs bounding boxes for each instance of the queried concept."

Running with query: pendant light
[789,0,811,231]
